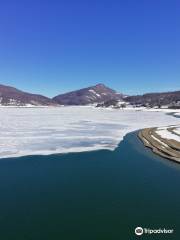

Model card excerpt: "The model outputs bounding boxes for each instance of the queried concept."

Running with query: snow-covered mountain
[0,84,57,106]
[53,83,124,105]
[0,82,180,109]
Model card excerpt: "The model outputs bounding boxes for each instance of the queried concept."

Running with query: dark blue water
[0,132,180,240]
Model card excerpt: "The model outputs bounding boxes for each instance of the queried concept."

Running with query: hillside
[53,84,124,105]
[0,84,57,106]
[125,91,180,108]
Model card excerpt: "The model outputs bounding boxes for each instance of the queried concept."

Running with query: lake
[0,106,179,159]
[0,131,180,239]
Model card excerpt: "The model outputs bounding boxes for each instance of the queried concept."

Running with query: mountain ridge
[0,82,180,108]
[125,90,180,108]
[0,84,57,106]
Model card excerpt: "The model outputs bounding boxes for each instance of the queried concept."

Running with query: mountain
[1,83,180,109]
[125,90,180,108]
[53,84,124,105]
[0,84,57,106]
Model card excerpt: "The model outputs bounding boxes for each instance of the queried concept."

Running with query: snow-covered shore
[139,125,180,162]
[0,106,179,159]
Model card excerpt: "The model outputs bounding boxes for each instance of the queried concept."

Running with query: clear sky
[0,0,179,97]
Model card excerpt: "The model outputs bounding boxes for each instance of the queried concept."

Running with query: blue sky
[0,0,179,97]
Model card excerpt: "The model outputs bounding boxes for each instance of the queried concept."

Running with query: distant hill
[53,84,124,105]
[125,91,180,108]
[0,82,180,109]
[0,84,57,106]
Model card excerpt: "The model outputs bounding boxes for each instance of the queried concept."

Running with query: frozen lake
[0,106,179,158]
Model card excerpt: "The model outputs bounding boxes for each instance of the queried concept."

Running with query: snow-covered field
[0,106,179,158]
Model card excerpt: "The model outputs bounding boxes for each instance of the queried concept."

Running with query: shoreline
[138,127,180,163]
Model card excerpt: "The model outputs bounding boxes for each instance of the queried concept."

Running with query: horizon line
[0,82,180,98]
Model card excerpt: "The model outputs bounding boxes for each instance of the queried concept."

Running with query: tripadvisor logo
[135,227,143,236]
[135,226,174,236]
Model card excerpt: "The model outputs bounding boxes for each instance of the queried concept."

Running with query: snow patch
[89,89,97,94]
[156,128,180,142]
[151,135,169,147]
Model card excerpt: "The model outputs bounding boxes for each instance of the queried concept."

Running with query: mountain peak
[53,84,124,105]
[94,83,106,88]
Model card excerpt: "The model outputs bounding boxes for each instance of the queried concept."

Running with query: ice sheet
[0,106,179,158]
